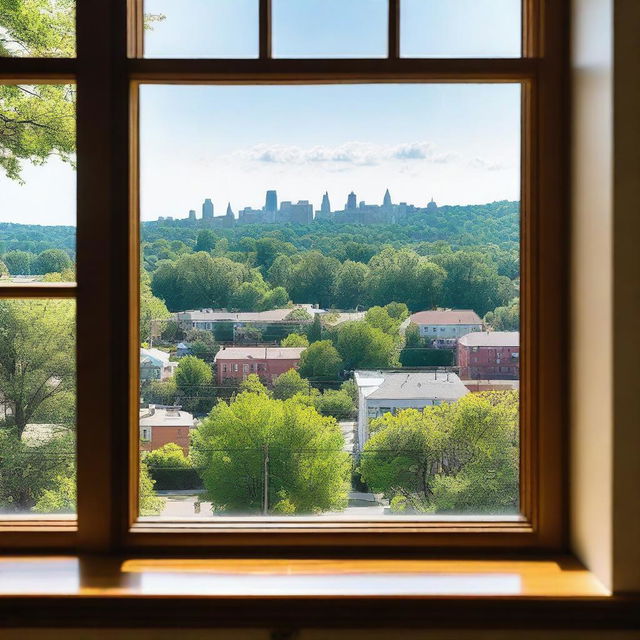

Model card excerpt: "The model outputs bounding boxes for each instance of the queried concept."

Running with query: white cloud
[233,141,463,167]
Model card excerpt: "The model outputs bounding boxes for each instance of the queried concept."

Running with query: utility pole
[262,443,269,515]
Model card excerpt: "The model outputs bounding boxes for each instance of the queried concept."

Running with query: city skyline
[155,187,447,225]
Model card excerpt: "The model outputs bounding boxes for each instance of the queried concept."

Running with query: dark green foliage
[399,348,454,367]
[144,443,201,491]
[32,248,72,275]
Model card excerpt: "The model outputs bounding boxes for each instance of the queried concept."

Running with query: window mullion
[76,0,130,552]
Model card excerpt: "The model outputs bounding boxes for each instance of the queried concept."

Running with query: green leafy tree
[260,286,290,310]
[32,248,72,275]
[359,392,519,514]
[230,281,266,311]
[0,259,8,277]
[333,260,370,309]
[174,356,213,414]
[194,229,217,252]
[151,253,245,311]
[298,340,343,381]
[191,390,349,514]
[485,297,520,331]
[384,302,409,321]
[144,443,200,490]
[433,251,513,317]
[32,473,75,514]
[289,251,340,307]
[367,248,445,312]
[335,321,399,370]
[281,333,309,348]
[0,84,75,182]
[314,389,356,420]
[3,250,35,275]
[142,379,177,406]
[365,306,401,335]
[266,254,293,290]
[187,330,218,363]
[272,369,309,400]
[307,313,322,342]
[238,373,269,395]
[0,299,75,437]
[139,459,166,516]
[140,270,171,343]
[0,428,74,512]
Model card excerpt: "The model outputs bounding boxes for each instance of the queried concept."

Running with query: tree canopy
[191,390,350,514]
[359,391,519,514]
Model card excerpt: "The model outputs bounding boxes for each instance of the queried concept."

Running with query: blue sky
[0,2,521,226]
[140,83,521,221]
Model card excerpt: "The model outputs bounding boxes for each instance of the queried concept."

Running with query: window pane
[138,84,521,520]
[0,0,75,57]
[401,0,521,58]
[0,84,76,284]
[273,0,387,59]
[0,299,76,516]
[143,0,259,59]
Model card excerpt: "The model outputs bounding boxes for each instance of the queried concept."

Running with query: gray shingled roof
[458,331,519,347]
[362,371,469,402]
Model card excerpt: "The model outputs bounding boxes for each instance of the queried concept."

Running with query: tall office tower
[346,191,357,210]
[202,198,214,220]
[223,202,235,228]
[265,190,278,213]
[188,209,196,221]
[382,188,392,208]
[320,191,331,215]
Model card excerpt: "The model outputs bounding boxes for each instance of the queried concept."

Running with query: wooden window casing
[0,0,569,553]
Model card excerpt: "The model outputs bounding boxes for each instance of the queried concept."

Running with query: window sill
[0,555,638,629]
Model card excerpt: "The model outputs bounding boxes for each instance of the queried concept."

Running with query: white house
[409,309,484,343]
[353,370,469,450]
[140,348,177,382]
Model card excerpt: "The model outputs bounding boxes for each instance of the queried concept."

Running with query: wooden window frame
[0,0,568,553]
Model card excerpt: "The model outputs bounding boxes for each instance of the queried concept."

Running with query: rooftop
[354,370,469,402]
[458,331,520,347]
[410,309,483,325]
[139,406,195,428]
[176,306,315,323]
[140,347,172,365]
[214,347,305,361]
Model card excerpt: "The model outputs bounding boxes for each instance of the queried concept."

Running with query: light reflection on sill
[133,572,523,596]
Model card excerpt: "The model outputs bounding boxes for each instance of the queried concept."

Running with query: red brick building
[139,406,195,455]
[457,332,520,380]
[214,347,305,385]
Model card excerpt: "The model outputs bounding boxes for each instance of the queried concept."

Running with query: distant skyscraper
[188,209,196,221]
[202,198,214,220]
[226,202,234,218]
[346,191,357,210]
[426,197,438,211]
[383,188,392,208]
[265,190,278,214]
[320,191,331,215]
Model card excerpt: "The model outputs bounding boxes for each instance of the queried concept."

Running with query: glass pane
[0,84,76,283]
[143,0,259,59]
[401,0,521,58]
[273,0,387,59]
[138,84,521,519]
[0,0,75,57]
[0,299,76,516]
